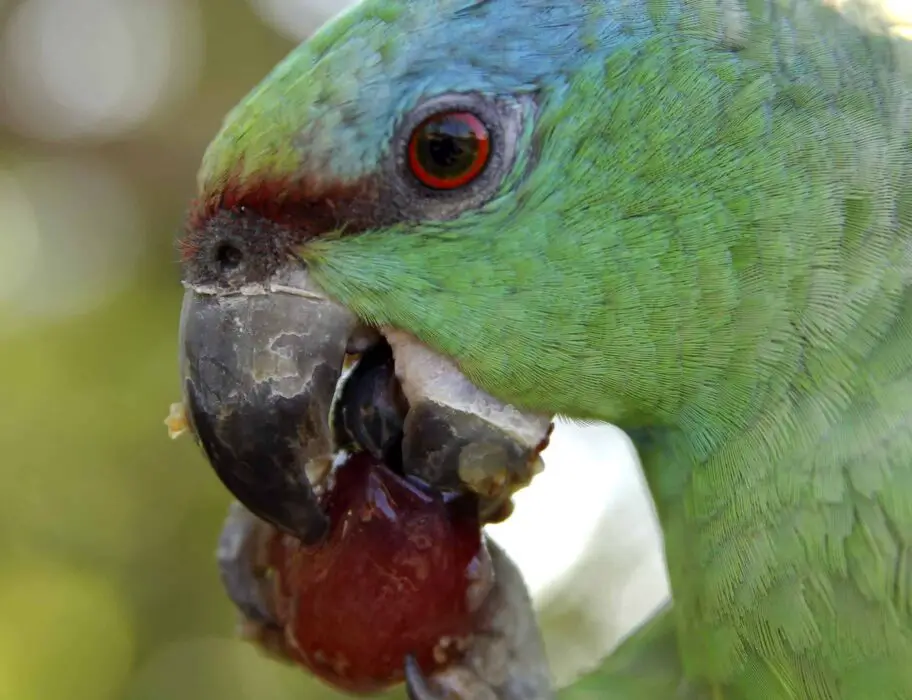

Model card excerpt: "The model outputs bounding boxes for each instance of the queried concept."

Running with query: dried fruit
[164,401,190,439]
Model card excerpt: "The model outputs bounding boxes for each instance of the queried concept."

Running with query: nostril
[215,243,243,271]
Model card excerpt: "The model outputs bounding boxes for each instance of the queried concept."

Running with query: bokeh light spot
[126,637,314,700]
[247,0,342,41]
[0,558,135,700]
[0,157,146,326]
[1,0,202,141]
[488,422,635,599]
[0,170,42,305]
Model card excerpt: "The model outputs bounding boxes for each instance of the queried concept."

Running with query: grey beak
[178,265,359,545]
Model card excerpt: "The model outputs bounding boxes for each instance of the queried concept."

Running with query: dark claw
[403,537,555,700]
[405,655,441,700]
[179,263,361,544]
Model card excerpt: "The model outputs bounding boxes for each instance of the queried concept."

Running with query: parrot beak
[178,262,361,545]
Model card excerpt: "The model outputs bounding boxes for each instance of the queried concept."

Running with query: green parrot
[175,0,912,698]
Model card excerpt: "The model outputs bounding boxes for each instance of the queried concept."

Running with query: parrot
[175,0,912,698]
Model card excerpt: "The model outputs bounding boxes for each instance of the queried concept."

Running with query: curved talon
[405,655,444,700]
[403,537,555,700]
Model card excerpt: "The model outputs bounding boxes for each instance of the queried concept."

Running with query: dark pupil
[417,118,478,176]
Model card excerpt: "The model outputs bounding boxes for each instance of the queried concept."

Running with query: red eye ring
[407,111,491,190]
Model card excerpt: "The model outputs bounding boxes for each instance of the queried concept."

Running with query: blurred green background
[2,1,911,699]
[0,1,386,699]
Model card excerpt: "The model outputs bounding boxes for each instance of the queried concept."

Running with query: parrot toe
[404,538,555,700]
[216,501,284,639]
[216,475,555,699]
[404,654,459,700]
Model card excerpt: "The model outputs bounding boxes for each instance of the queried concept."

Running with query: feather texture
[192,1,912,696]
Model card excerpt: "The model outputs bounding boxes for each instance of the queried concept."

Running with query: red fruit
[267,452,490,695]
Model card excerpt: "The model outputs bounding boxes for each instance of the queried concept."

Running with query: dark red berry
[267,452,489,694]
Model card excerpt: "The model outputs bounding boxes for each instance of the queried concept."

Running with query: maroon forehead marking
[180,172,382,260]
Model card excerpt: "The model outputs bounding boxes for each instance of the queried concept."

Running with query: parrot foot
[404,538,555,700]
[216,500,296,664]
[219,501,553,698]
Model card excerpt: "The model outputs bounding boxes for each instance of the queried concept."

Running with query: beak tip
[177,283,352,545]
[182,374,333,544]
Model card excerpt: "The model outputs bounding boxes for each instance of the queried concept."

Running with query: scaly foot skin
[217,501,554,699]
[404,538,555,700]
[216,501,292,663]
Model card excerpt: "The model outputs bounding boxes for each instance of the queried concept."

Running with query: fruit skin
[267,451,489,695]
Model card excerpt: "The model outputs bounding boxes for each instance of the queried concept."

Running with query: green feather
[200,0,912,696]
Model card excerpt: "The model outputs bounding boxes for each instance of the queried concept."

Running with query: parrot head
[178,0,815,539]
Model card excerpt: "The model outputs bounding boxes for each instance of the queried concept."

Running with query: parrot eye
[407,111,491,190]
[388,93,528,220]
